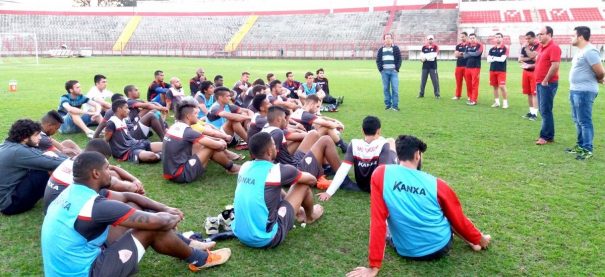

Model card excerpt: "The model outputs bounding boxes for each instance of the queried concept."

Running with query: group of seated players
[0,68,491,276]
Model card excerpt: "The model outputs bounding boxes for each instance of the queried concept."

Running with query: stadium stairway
[112,16,141,51]
[224,15,258,52]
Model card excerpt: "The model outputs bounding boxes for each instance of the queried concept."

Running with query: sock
[503,100,508,106]
[185,248,209,267]
[494,99,500,105]
[530,107,538,115]
[336,139,347,152]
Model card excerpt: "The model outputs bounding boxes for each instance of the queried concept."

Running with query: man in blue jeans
[566,26,605,160]
[534,26,561,145]
[376,33,402,111]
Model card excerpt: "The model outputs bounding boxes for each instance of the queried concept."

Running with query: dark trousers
[419,69,440,97]
[537,82,558,141]
[1,170,49,215]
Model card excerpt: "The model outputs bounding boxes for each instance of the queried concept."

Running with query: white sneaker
[451,96,460,100]
[491,102,500,108]
[218,205,234,232]
[205,216,219,235]
[502,103,509,109]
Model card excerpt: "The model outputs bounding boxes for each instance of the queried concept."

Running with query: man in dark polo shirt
[162,101,240,183]
[189,67,206,96]
[534,26,562,145]
[418,35,440,99]
[147,70,171,106]
[57,80,102,137]
[487,33,509,109]
[519,31,540,120]
[463,33,483,106]
[452,32,468,100]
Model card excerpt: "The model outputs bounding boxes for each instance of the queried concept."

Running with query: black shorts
[90,231,141,277]
[130,122,150,140]
[171,155,205,183]
[127,140,152,163]
[264,200,295,248]
[296,151,322,178]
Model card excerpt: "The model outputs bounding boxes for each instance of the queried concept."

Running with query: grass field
[0,57,604,276]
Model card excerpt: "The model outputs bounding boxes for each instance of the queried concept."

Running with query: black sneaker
[385,106,391,110]
[529,114,538,121]
[417,95,424,98]
[391,107,400,111]
[565,145,583,154]
[522,112,532,119]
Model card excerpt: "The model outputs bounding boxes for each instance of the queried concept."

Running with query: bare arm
[542,62,561,84]
[199,136,227,151]
[93,121,108,138]
[218,111,251,122]
[592,63,605,83]
[296,171,317,187]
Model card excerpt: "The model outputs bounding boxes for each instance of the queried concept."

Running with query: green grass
[0,57,604,276]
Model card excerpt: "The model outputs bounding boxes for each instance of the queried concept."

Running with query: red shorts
[489,71,506,86]
[522,70,536,95]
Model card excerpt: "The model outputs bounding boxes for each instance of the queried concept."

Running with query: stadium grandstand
[1,0,604,59]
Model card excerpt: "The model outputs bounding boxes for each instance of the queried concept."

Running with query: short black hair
[304,72,314,79]
[249,132,273,159]
[316,68,324,75]
[269,80,281,91]
[214,86,230,98]
[362,116,381,136]
[6,119,42,143]
[252,94,267,111]
[85,139,112,158]
[112,99,128,113]
[94,74,106,84]
[252,85,265,96]
[395,135,427,162]
[266,73,274,82]
[176,101,197,121]
[252,78,265,86]
[469,33,476,37]
[154,70,163,77]
[545,26,553,36]
[286,71,293,78]
[306,94,320,103]
[41,110,64,125]
[111,93,124,102]
[461,32,468,36]
[200,81,213,93]
[242,72,250,76]
[65,80,79,92]
[526,31,536,38]
[574,26,591,41]
[123,85,136,96]
[267,106,287,124]
[73,151,107,183]
[214,75,223,82]
[495,33,503,38]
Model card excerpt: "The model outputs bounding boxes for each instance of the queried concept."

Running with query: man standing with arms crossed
[452,32,468,100]
[487,33,509,109]
[519,31,539,120]
[464,34,483,106]
[418,35,440,99]
[565,26,605,160]
[534,26,562,145]
[376,33,402,111]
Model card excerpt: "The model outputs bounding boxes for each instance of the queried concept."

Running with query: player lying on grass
[317,116,395,198]
[162,100,240,183]
[347,135,491,277]
[43,139,145,213]
[232,132,324,248]
[42,152,231,276]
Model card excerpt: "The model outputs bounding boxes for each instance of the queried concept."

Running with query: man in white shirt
[86,74,113,112]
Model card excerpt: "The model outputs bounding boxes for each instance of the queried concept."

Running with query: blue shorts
[59,113,93,134]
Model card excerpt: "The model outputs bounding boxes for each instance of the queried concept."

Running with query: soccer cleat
[529,114,538,121]
[502,103,509,109]
[466,101,477,106]
[316,175,332,190]
[575,150,593,160]
[188,248,232,272]
[522,112,532,119]
[451,96,460,100]
[565,145,583,154]
[205,216,219,235]
[218,205,234,232]
[491,102,500,108]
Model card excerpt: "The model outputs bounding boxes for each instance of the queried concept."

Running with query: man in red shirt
[534,26,561,145]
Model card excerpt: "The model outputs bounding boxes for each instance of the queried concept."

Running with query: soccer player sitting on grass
[268,80,302,111]
[232,132,324,248]
[347,135,491,277]
[207,86,253,149]
[104,99,162,163]
[123,85,168,139]
[38,110,82,158]
[94,93,167,141]
[297,71,326,102]
[0,119,66,215]
[194,80,215,118]
[41,152,231,276]
[86,74,113,113]
[57,80,102,138]
[247,94,270,142]
[318,116,396,199]
[166,77,186,114]
[162,101,240,183]
[147,70,171,106]
[291,94,347,153]
[43,138,145,213]
[262,106,342,188]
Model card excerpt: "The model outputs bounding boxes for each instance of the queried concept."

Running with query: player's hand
[164,207,185,220]
[317,192,331,202]
[469,233,491,251]
[132,180,145,194]
[346,267,379,277]
[541,80,548,86]
[224,134,233,143]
